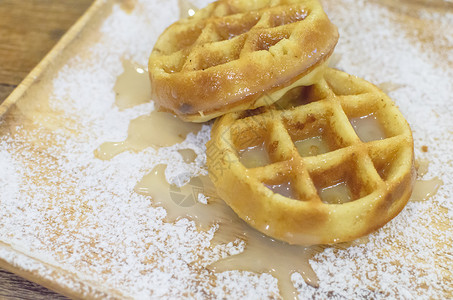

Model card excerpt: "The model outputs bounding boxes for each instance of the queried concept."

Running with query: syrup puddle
[177,148,197,163]
[377,81,405,94]
[95,112,202,159]
[294,136,329,157]
[350,113,386,142]
[410,159,443,202]
[114,60,151,110]
[265,182,295,199]
[410,178,443,202]
[94,59,201,159]
[119,0,137,14]
[239,143,270,168]
[178,0,197,19]
[318,181,352,204]
[209,216,324,300]
[135,164,324,299]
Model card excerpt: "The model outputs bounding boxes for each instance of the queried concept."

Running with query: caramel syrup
[119,0,137,14]
[318,181,352,204]
[265,182,294,199]
[178,0,198,19]
[294,136,329,157]
[410,178,443,202]
[94,60,201,159]
[114,60,151,110]
[350,113,386,142]
[410,159,443,202]
[95,112,201,159]
[239,143,270,168]
[134,164,323,299]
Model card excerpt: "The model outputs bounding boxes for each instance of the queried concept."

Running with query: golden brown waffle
[207,68,415,245]
[148,0,338,122]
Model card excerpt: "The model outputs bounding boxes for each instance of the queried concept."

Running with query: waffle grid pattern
[154,1,312,73]
[207,68,415,245]
[149,0,338,121]
[229,73,411,203]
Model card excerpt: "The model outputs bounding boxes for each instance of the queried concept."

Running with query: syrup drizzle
[178,0,198,19]
[350,113,386,142]
[134,164,323,300]
[318,181,352,204]
[377,81,405,94]
[114,60,150,110]
[294,136,329,157]
[410,178,443,202]
[265,182,295,199]
[94,112,202,160]
[119,0,137,14]
[239,143,270,168]
[411,159,443,202]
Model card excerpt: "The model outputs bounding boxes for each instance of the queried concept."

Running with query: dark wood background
[0,1,94,298]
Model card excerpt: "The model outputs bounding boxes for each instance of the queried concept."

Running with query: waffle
[206,68,415,245]
[148,0,338,122]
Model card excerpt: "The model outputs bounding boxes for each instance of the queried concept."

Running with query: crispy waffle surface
[207,68,416,245]
[149,0,338,122]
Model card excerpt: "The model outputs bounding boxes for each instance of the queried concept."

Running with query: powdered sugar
[0,0,452,298]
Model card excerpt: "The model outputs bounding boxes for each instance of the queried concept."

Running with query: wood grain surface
[0,0,94,103]
[0,0,94,298]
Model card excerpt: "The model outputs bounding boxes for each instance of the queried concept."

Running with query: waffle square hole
[238,142,271,168]
[166,25,203,54]
[275,84,329,109]
[254,31,290,51]
[195,37,244,70]
[232,120,272,168]
[214,14,260,41]
[369,145,406,181]
[311,157,374,204]
[263,178,298,199]
[270,6,308,27]
[284,114,345,157]
[318,181,352,204]
[350,113,387,142]
[294,136,330,157]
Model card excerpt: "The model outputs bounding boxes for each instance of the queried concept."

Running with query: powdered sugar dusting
[0,0,452,298]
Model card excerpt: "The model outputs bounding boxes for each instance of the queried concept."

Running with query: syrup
[94,112,202,159]
[95,59,201,159]
[114,60,150,110]
[119,0,136,14]
[178,0,197,19]
[411,159,443,202]
[209,216,324,300]
[134,165,222,228]
[318,181,352,204]
[294,136,329,157]
[377,81,404,94]
[410,178,443,202]
[350,113,386,142]
[134,164,322,299]
[239,143,270,168]
[265,182,295,199]
[415,158,429,177]
[177,149,197,164]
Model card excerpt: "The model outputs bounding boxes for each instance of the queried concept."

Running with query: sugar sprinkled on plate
[0,0,451,298]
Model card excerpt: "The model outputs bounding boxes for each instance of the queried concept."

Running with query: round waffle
[206,68,415,245]
[149,0,339,122]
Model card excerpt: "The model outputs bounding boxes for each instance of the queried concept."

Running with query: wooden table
[0,1,94,298]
